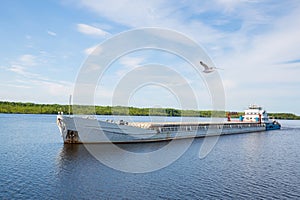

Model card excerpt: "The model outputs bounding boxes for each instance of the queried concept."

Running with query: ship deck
[127,121,263,129]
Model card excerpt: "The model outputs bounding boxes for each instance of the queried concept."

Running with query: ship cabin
[243,105,269,123]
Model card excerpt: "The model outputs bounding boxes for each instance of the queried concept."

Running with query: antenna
[69,94,72,116]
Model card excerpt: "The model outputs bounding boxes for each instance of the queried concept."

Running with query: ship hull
[265,121,281,130]
[57,115,271,144]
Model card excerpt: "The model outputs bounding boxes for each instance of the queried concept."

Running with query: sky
[0,0,300,114]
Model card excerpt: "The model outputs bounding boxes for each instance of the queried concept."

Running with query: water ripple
[1,115,300,199]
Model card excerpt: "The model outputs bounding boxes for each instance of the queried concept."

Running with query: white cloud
[0,82,31,89]
[46,1,300,113]
[4,53,51,80]
[0,78,74,104]
[47,30,57,36]
[77,23,110,37]
[115,56,145,77]
[4,54,41,79]
[8,65,27,75]
[84,45,98,55]
[33,80,73,96]
[77,0,164,26]
[75,0,222,44]
[119,56,144,68]
[18,54,37,66]
[217,3,300,71]
[214,0,242,13]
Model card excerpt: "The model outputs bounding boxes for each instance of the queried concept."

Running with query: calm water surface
[1,114,300,199]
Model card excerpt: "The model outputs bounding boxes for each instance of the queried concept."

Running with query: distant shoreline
[1,101,299,120]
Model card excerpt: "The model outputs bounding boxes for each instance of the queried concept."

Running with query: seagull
[200,61,223,73]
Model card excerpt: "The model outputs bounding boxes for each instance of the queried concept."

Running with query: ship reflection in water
[56,139,189,174]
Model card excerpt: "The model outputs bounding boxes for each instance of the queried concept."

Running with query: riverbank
[1,101,299,120]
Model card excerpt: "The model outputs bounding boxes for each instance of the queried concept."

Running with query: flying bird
[200,61,223,73]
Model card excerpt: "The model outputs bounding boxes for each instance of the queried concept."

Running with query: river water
[1,114,300,199]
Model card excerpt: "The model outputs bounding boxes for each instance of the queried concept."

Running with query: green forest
[0,101,299,119]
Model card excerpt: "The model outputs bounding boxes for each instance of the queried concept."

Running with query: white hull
[57,115,266,144]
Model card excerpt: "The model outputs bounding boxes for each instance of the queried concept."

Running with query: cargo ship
[56,105,281,143]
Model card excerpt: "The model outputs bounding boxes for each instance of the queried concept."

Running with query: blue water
[1,114,300,199]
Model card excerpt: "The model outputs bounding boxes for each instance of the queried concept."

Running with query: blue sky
[1,0,300,114]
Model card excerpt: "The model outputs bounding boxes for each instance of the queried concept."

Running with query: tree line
[0,101,299,119]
